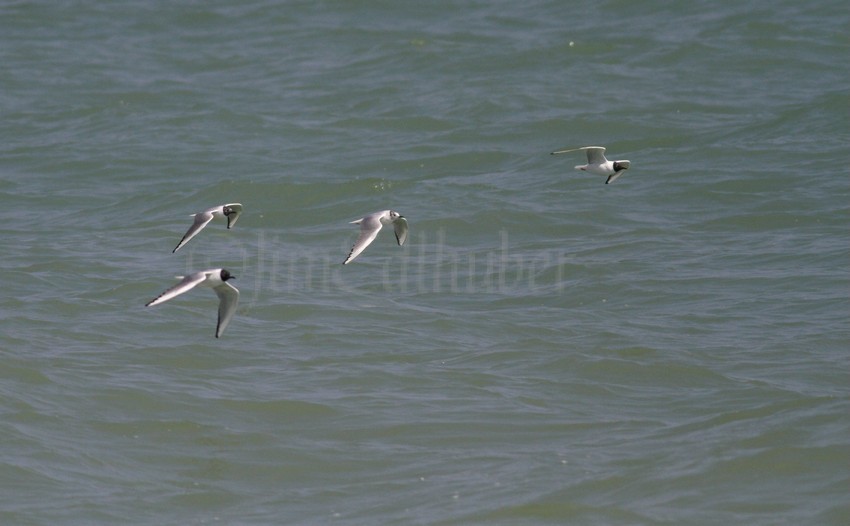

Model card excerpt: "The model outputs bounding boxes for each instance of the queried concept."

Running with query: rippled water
[1,1,848,524]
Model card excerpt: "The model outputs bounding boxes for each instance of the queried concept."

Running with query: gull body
[551,146,630,184]
[173,203,243,253]
[145,268,239,338]
[343,209,408,265]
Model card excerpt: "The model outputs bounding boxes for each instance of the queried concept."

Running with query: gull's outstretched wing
[173,212,215,253]
[606,171,625,184]
[582,146,607,165]
[550,146,581,155]
[343,214,383,265]
[394,217,409,246]
[213,281,239,338]
[145,272,207,307]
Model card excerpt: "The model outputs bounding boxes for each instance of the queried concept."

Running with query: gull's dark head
[223,206,235,216]
[220,269,235,281]
[389,210,404,221]
[613,160,630,172]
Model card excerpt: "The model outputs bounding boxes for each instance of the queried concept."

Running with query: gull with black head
[145,268,239,338]
[172,203,243,253]
[343,209,408,265]
[551,146,631,184]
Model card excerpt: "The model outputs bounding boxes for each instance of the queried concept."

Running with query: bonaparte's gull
[145,268,239,338]
[343,210,408,265]
[172,203,243,253]
[551,146,630,184]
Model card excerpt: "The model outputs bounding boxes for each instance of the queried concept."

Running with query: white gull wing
[393,216,409,246]
[581,146,608,165]
[223,203,243,229]
[213,281,239,338]
[145,271,208,307]
[606,170,626,184]
[173,211,215,253]
[343,214,384,265]
[550,146,582,155]
[550,146,607,164]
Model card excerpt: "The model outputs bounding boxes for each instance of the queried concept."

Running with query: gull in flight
[343,210,408,265]
[551,146,630,184]
[145,268,239,338]
[172,203,243,253]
